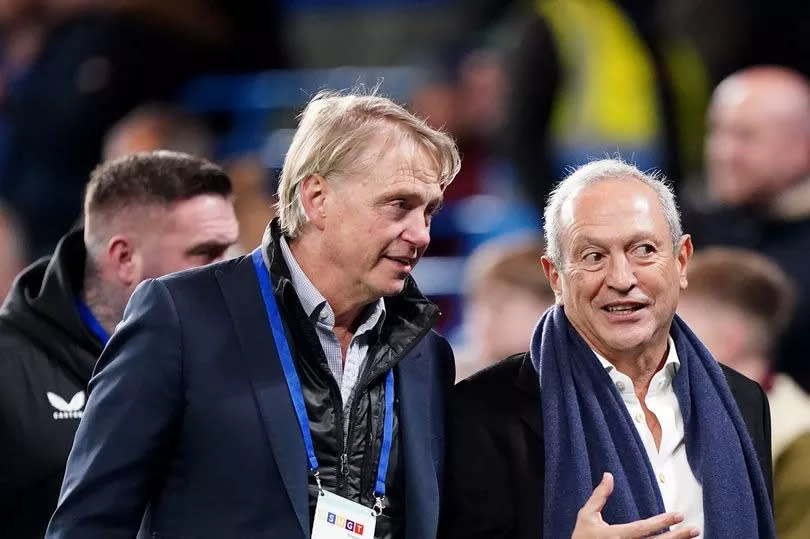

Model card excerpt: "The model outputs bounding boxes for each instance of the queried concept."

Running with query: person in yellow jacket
[509,0,709,213]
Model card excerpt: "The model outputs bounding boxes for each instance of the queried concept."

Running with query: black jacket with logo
[0,228,103,538]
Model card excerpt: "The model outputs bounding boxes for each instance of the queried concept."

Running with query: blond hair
[277,90,461,238]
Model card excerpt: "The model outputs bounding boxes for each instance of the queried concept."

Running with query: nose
[605,254,637,292]
[401,213,431,251]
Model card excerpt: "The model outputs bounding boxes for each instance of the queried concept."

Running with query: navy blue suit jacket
[46,255,453,538]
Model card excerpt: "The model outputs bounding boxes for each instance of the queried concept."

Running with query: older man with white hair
[442,159,775,539]
[46,91,460,539]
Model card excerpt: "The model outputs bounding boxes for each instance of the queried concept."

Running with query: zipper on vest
[344,348,384,498]
[341,310,439,499]
[340,452,349,478]
[317,361,348,495]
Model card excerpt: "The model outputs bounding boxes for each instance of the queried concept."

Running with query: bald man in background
[684,65,810,391]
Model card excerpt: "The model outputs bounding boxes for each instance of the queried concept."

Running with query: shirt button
[615,381,626,392]
[634,412,644,423]
[658,473,666,484]
[319,310,328,320]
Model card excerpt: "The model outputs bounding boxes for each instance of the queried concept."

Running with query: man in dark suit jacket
[443,353,773,538]
[442,159,775,538]
[46,91,461,539]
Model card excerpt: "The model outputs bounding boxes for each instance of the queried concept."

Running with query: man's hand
[572,473,700,539]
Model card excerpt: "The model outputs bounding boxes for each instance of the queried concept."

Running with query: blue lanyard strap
[251,248,395,498]
[375,368,395,498]
[75,297,110,345]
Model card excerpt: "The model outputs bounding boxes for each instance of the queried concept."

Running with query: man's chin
[376,277,408,298]
[597,327,655,354]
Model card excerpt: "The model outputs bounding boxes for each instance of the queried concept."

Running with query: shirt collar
[278,235,386,333]
[593,336,680,378]
[593,336,680,396]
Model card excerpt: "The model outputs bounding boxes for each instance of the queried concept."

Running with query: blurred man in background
[103,102,276,253]
[0,0,285,257]
[508,0,709,214]
[678,247,810,539]
[102,103,215,162]
[686,66,810,391]
[456,238,554,381]
[0,151,238,537]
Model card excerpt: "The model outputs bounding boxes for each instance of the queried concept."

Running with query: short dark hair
[84,150,232,219]
[465,238,553,302]
[684,247,796,337]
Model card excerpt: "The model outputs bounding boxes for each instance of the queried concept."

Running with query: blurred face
[678,296,764,380]
[706,77,810,205]
[321,139,443,303]
[103,122,163,161]
[677,297,736,365]
[140,194,239,279]
[542,179,692,360]
[468,282,554,363]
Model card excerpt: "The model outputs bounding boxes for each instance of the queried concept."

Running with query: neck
[596,338,669,396]
[736,356,770,388]
[614,347,668,399]
[568,315,670,393]
[81,263,126,337]
[288,236,370,332]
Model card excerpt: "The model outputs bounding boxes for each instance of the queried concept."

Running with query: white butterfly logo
[47,391,85,419]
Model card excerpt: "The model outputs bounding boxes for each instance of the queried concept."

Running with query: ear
[106,235,141,289]
[299,174,330,231]
[541,255,564,305]
[676,234,694,290]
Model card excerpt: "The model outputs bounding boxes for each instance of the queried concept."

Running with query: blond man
[47,92,460,539]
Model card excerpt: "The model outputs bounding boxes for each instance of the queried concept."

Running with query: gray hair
[543,159,683,268]
[277,90,461,238]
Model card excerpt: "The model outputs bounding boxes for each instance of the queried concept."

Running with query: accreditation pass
[311,490,377,538]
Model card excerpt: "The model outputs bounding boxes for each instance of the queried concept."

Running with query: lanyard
[251,248,395,509]
[75,297,110,345]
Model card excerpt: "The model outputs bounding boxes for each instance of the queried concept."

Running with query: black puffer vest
[263,222,440,539]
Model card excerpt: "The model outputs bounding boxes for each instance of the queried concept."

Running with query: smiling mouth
[602,304,646,314]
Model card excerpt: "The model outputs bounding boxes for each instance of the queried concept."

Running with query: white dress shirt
[594,338,704,533]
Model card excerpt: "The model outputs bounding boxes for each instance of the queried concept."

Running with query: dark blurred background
[0,0,808,370]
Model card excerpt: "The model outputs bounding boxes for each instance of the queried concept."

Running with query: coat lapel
[516,352,544,438]
[397,349,440,539]
[215,256,310,537]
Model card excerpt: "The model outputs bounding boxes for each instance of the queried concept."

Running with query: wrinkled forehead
[559,179,666,236]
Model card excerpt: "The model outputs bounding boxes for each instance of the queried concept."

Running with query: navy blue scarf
[531,306,774,538]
